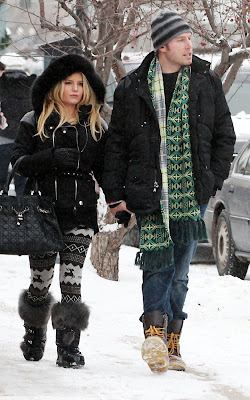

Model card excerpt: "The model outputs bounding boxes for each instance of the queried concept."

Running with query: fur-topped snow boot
[167,319,186,371]
[141,310,169,373]
[51,301,90,369]
[18,290,55,361]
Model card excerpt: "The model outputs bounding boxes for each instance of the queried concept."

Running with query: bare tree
[37,1,157,84]
[4,1,250,92]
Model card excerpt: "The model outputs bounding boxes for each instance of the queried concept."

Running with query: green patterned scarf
[136,56,207,272]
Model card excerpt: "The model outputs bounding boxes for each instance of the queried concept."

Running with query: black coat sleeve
[210,72,236,188]
[102,78,130,203]
[11,120,54,178]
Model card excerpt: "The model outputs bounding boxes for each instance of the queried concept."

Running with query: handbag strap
[2,155,39,195]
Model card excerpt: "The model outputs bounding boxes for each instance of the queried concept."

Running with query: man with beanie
[102,10,235,373]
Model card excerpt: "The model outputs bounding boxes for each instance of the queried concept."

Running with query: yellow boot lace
[167,332,180,356]
[145,325,165,338]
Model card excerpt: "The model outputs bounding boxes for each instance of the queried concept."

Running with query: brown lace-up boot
[141,310,169,373]
[167,319,186,371]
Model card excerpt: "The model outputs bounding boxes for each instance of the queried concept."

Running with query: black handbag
[0,156,64,255]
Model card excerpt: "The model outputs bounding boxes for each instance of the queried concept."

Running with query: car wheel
[215,210,249,280]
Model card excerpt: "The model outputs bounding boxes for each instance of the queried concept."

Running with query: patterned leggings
[27,227,94,306]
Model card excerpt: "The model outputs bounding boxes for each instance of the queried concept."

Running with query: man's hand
[115,211,132,227]
[109,200,133,227]
[109,200,131,217]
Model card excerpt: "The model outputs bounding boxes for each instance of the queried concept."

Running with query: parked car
[204,140,250,279]
[193,62,250,264]
[192,118,250,264]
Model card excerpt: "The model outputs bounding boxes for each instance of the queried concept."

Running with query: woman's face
[62,72,84,108]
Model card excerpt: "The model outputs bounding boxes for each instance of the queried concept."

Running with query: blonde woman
[11,54,106,368]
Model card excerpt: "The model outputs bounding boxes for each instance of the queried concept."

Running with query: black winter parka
[11,54,106,232]
[103,52,236,215]
[11,109,106,232]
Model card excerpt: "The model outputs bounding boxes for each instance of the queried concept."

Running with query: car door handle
[229,185,234,193]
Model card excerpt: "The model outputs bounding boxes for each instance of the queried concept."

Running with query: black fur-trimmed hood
[31,54,106,116]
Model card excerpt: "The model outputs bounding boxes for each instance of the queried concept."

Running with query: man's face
[159,32,193,70]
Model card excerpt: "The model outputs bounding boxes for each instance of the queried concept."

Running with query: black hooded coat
[11,54,106,232]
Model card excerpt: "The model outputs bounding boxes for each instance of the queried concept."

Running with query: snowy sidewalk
[0,246,250,400]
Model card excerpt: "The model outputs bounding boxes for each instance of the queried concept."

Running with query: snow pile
[97,189,119,233]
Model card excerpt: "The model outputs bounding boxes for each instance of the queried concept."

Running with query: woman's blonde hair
[37,73,102,141]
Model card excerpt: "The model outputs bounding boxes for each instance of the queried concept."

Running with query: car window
[234,144,250,174]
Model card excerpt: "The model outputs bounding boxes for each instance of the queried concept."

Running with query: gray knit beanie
[151,10,192,50]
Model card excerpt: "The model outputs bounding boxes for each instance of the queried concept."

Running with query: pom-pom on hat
[151,10,192,50]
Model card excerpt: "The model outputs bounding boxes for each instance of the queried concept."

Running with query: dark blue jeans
[0,143,26,195]
[142,203,208,322]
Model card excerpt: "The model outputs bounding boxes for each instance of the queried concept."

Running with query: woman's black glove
[115,211,132,228]
[53,148,79,171]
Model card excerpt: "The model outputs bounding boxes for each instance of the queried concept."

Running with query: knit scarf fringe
[169,218,207,244]
[136,218,207,271]
[135,243,174,272]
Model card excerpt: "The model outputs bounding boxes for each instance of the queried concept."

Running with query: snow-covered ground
[1,245,250,400]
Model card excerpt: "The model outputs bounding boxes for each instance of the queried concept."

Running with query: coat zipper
[52,123,88,205]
